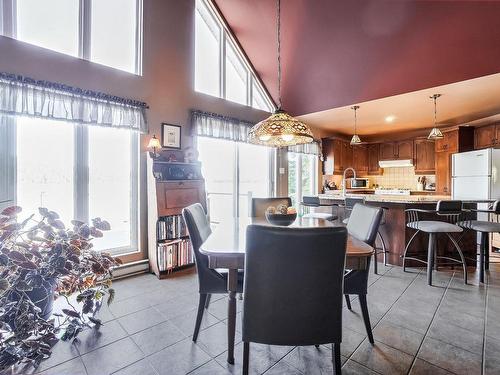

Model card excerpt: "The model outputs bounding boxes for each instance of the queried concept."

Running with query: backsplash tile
[369,166,435,190]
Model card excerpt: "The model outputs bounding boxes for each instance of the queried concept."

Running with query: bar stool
[457,200,500,283]
[300,196,338,221]
[342,197,389,274]
[403,200,467,286]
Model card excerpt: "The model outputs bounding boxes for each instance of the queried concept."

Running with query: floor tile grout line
[406,271,457,375]
[343,267,424,365]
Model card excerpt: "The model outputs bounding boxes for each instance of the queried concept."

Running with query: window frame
[0,0,143,75]
[287,151,318,207]
[12,117,140,256]
[195,0,275,112]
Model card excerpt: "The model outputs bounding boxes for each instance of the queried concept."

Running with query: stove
[374,188,411,196]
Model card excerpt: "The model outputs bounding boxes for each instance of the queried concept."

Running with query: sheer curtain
[191,110,253,142]
[0,72,147,131]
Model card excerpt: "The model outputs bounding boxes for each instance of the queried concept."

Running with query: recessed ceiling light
[385,115,396,123]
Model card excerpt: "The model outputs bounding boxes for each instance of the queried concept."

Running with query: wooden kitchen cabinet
[396,140,414,160]
[435,151,451,194]
[322,138,346,174]
[414,139,435,174]
[341,141,353,170]
[435,128,473,153]
[379,141,414,160]
[367,144,382,175]
[352,145,368,173]
[379,142,396,160]
[474,124,497,149]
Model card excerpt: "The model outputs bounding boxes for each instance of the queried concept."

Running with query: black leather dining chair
[182,203,243,342]
[243,224,347,375]
[250,197,292,217]
[301,195,338,221]
[343,203,383,344]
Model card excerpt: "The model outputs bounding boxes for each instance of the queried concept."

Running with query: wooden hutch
[147,150,206,279]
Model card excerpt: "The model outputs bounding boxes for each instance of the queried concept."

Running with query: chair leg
[378,230,388,266]
[205,294,211,309]
[427,233,435,286]
[193,293,207,342]
[485,233,490,271]
[243,342,250,375]
[479,232,487,283]
[344,294,352,310]
[373,247,378,275]
[402,230,420,272]
[358,294,374,344]
[447,233,468,285]
[332,342,341,374]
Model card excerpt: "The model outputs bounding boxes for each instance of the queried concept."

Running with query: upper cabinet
[352,145,368,174]
[322,138,353,175]
[379,140,414,160]
[414,139,435,174]
[474,124,498,149]
[367,144,382,175]
[435,127,473,153]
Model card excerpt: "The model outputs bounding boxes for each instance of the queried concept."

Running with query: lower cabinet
[435,152,451,194]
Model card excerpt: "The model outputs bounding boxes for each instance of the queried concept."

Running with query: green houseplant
[0,206,121,371]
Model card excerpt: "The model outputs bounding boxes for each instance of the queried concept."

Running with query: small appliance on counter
[349,178,370,189]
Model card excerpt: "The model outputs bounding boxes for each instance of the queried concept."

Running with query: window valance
[191,110,254,143]
[0,72,148,132]
[288,141,321,156]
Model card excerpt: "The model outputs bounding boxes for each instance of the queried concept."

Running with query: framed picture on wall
[161,123,181,149]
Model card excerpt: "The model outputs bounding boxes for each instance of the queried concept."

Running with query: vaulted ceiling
[215,0,500,119]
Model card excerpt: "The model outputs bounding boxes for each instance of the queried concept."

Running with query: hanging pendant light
[248,0,314,147]
[428,94,444,140]
[350,105,362,145]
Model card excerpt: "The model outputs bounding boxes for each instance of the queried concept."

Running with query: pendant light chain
[434,95,438,126]
[276,0,282,110]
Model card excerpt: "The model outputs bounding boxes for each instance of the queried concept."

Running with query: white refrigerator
[452,148,500,242]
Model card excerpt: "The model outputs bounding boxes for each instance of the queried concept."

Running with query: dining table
[199,216,374,364]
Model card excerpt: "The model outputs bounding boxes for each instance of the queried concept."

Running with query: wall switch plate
[279,167,285,174]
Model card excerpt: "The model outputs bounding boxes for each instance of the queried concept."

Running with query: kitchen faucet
[342,167,357,197]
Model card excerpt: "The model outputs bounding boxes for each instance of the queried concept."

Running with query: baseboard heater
[112,259,149,280]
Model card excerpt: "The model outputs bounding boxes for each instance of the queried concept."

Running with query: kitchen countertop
[317,193,492,204]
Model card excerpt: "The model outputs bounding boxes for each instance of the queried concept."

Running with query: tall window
[194,0,274,112]
[197,137,273,224]
[15,116,139,255]
[288,152,318,207]
[1,0,142,74]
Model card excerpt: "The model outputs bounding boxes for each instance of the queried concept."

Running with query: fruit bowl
[265,212,297,226]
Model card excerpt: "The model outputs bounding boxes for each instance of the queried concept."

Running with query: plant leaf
[1,206,22,217]
[107,288,115,306]
[62,309,80,318]
[0,278,9,293]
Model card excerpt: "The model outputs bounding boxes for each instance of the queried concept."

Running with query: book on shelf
[158,239,193,272]
[157,214,188,240]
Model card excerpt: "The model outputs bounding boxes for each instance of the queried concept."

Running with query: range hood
[379,159,414,168]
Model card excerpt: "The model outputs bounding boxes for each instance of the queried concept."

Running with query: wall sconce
[147,135,161,158]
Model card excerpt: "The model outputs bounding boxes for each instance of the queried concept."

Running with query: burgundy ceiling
[214,0,500,116]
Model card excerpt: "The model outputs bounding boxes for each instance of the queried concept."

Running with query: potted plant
[0,206,121,371]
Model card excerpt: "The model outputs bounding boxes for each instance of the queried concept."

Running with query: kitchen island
[318,193,478,267]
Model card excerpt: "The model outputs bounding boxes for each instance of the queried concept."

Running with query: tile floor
[8,261,500,375]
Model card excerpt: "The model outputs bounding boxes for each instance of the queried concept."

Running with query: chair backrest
[251,197,292,217]
[436,200,462,213]
[346,203,383,246]
[345,197,365,210]
[243,224,347,346]
[302,196,320,206]
[182,203,222,292]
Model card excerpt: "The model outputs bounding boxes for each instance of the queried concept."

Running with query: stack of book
[157,215,188,240]
[158,239,193,271]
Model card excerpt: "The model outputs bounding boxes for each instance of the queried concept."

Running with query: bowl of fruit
[265,204,297,226]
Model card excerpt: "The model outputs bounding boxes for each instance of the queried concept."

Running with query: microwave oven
[350,178,370,189]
